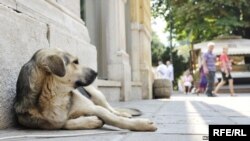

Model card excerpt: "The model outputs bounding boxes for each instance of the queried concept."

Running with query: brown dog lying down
[14,48,157,131]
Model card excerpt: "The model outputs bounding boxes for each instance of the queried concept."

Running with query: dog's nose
[86,69,97,82]
[81,68,97,86]
[91,70,98,77]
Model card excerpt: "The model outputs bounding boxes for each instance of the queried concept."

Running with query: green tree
[152,0,250,43]
[151,32,165,66]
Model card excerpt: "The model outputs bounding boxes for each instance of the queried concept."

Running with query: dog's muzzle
[75,68,97,87]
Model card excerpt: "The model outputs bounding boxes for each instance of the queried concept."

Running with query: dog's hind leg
[63,116,103,130]
[70,89,157,131]
[84,85,132,118]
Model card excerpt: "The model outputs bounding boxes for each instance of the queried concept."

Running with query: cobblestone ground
[1,93,250,141]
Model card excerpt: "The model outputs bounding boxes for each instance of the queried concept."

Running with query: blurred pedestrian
[183,70,193,94]
[203,42,217,97]
[156,60,168,79]
[196,66,207,95]
[178,78,184,93]
[213,47,235,96]
[166,60,174,82]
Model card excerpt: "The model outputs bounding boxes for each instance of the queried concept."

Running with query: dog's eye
[73,60,79,64]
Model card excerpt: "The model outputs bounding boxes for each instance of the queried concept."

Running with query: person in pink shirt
[183,70,193,94]
[213,47,235,96]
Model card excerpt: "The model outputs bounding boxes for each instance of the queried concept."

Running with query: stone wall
[56,0,81,17]
[0,0,96,129]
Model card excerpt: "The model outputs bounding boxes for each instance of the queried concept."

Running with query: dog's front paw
[86,116,104,129]
[131,118,157,131]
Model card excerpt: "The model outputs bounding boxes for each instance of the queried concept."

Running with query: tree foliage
[152,0,250,43]
[151,32,165,66]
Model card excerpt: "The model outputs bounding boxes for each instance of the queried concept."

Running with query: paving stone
[1,94,250,140]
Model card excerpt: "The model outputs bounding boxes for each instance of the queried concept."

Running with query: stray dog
[14,48,157,131]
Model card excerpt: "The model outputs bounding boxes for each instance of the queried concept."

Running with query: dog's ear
[45,55,66,77]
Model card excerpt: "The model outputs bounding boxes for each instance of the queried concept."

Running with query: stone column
[139,29,153,99]
[84,0,109,79]
[129,0,141,82]
[103,0,132,101]
[139,0,153,99]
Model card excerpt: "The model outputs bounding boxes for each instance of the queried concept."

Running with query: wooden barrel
[153,79,172,98]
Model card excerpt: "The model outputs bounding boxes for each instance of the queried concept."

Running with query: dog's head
[33,48,97,88]
[15,47,96,114]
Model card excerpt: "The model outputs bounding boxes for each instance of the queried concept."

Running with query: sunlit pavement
[1,93,250,141]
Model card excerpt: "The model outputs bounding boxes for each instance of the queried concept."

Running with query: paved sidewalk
[1,93,250,141]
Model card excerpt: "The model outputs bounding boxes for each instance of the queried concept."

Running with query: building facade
[0,0,152,128]
[83,0,153,101]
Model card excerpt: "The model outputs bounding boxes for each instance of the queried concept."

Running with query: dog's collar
[76,87,91,99]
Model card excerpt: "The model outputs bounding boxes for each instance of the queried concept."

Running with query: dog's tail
[114,108,142,117]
